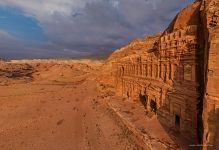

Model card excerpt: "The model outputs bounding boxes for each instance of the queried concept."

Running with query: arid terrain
[0,0,219,150]
[0,60,140,150]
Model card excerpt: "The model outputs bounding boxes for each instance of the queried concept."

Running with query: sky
[0,0,193,59]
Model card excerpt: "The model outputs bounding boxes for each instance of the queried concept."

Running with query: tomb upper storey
[161,25,198,43]
[160,25,198,51]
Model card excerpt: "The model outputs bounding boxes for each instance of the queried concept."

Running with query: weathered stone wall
[200,0,219,149]
[105,0,219,149]
[114,24,200,142]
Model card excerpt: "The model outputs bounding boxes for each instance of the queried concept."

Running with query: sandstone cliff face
[107,33,161,62]
[98,33,161,86]
[200,0,219,149]
[165,1,201,33]
[102,0,219,149]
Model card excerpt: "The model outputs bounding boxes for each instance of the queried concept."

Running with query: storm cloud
[0,0,193,59]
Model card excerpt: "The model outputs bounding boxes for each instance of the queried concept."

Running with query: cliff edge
[101,0,219,149]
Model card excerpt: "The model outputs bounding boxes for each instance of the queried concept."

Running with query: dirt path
[0,62,138,150]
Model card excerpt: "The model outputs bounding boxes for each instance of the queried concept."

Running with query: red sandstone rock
[0,62,34,79]
[103,0,219,149]
[200,0,219,149]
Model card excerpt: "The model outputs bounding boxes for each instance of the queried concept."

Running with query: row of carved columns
[118,62,196,83]
[121,78,170,111]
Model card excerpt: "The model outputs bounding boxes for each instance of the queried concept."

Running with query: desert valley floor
[0,60,140,150]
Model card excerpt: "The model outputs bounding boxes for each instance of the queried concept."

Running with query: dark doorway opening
[150,100,157,113]
[175,115,180,127]
[139,94,148,109]
[127,92,130,98]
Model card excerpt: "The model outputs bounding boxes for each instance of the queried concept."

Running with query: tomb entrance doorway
[175,114,181,131]
[139,94,148,109]
[150,99,157,113]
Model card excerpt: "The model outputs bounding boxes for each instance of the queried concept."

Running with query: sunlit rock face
[200,0,219,149]
[103,0,219,149]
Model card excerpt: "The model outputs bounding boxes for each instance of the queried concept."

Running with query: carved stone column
[158,62,161,79]
[166,63,170,81]
[179,65,184,81]
[142,64,145,77]
[191,64,196,82]
[141,64,144,77]
[161,89,167,107]
[147,64,150,78]
[171,63,176,80]
[147,95,151,110]
[145,64,148,77]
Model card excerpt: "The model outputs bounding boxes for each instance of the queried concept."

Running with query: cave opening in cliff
[150,100,157,113]
[139,94,148,109]
[127,92,130,98]
[175,115,180,128]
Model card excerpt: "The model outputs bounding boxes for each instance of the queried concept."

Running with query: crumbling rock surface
[102,0,219,149]
[165,1,201,33]
[98,33,161,86]
[0,62,34,79]
[200,0,219,149]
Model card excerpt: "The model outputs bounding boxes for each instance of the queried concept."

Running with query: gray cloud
[0,0,193,59]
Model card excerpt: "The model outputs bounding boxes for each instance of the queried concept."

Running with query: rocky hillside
[107,33,161,63]
[0,62,34,79]
[165,0,201,33]
[102,0,219,149]
[0,59,103,82]
[107,0,202,64]
[98,33,161,86]
[100,1,202,86]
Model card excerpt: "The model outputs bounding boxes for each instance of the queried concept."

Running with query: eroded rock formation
[200,0,219,149]
[103,0,219,149]
[0,62,34,79]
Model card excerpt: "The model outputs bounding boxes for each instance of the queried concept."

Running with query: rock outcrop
[103,0,219,149]
[200,0,219,149]
[0,62,34,79]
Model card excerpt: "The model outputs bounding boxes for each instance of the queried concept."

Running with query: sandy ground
[0,60,138,150]
[103,96,193,150]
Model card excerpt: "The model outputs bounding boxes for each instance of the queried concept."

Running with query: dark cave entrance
[175,115,181,128]
[127,92,130,98]
[150,100,157,113]
[139,94,148,109]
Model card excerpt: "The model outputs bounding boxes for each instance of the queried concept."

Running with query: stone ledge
[103,97,183,150]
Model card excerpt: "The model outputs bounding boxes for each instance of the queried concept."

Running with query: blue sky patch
[0,6,46,41]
